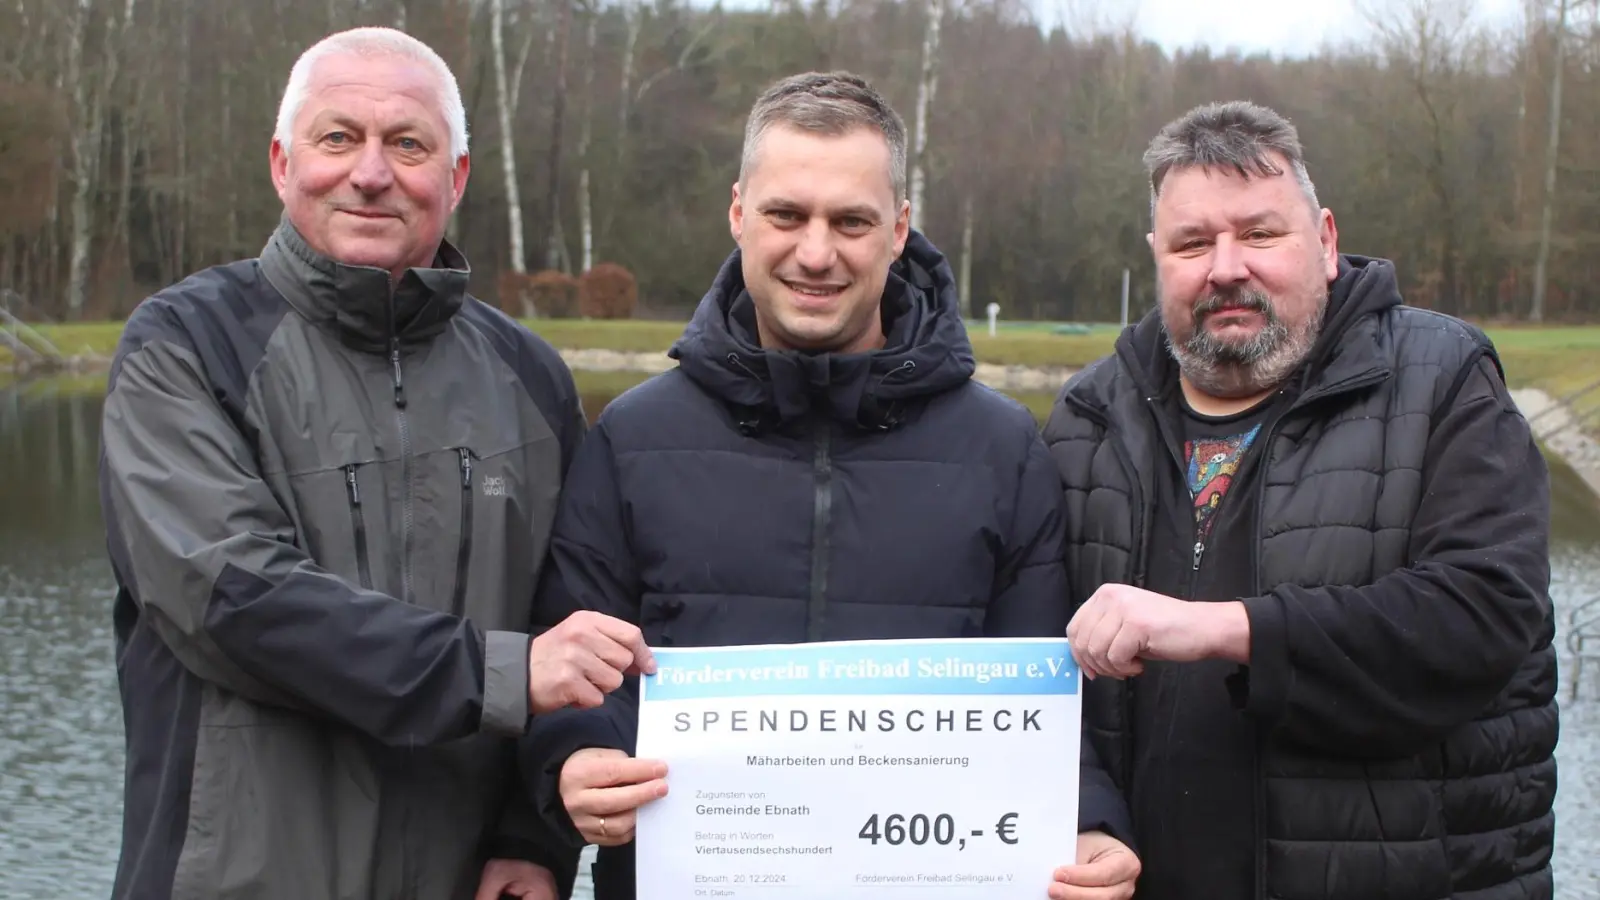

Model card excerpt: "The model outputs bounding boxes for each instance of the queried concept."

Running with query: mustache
[1192,288,1274,320]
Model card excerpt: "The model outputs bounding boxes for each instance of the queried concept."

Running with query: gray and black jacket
[100,218,586,899]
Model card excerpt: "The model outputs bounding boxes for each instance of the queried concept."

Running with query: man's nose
[348,139,395,196]
[794,219,837,274]
[1208,234,1249,287]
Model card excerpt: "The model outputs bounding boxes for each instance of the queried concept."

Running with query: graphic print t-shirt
[1123,392,1276,900]
[1181,398,1272,543]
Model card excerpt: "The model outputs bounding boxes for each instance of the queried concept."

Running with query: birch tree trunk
[543,0,573,272]
[959,193,973,317]
[63,0,93,318]
[491,0,526,275]
[577,2,597,273]
[908,0,942,233]
[617,0,639,166]
[1531,0,1568,323]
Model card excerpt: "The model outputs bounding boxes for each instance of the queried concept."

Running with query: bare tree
[908,0,942,232]
[1532,0,1570,322]
[491,0,527,275]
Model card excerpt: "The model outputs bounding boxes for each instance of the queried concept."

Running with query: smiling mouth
[339,209,399,220]
[783,279,846,298]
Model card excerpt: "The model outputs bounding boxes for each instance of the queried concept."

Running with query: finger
[1083,605,1129,677]
[587,615,657,674]
[578,807,640,847]
[576,626,638,676]
[572,778,669,816]
[604,809,638,844]
[576,755,668,790]
[529,664,604,714]
[1103,621,1147,678]
[1067,603,1106,675]
[575,650,626,697]
[474,873,510,900]
[564,677,606,710]
[1053,854,1138,888]
[1066,592,1106,644]
[1047,883,1129,900]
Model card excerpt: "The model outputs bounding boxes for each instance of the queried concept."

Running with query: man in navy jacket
[519,71,1139,900]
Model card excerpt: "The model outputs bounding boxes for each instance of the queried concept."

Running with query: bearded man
[1041,100,1558,900]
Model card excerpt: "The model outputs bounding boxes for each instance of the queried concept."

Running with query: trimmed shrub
[578,263,638,319]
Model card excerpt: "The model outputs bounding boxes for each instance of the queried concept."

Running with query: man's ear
[729,181,745,244]
[270,138,290,200]
[1318,208,1339,281]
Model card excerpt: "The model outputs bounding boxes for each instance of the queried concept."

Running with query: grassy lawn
[6,318,1599,434]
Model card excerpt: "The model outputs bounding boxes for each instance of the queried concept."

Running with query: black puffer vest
[1041,255,1558,900]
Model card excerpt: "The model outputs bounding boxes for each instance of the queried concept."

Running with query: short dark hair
[740,71,908,203]
[1143,100,1320,221]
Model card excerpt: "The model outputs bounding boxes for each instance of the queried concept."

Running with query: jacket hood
[1110,253,1405,402]
[258,215,471,354]
[667,229,976,431]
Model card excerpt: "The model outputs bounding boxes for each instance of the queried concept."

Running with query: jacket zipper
[451,448,475,615]
[343,464,373,590]
[806,419,833,641]
[1142,396,1209,596]
[389,336,414,607]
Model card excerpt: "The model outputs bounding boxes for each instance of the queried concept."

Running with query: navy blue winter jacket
[522,231,1131,899]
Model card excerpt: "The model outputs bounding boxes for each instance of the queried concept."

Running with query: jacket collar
[667,229,976,432]
[258,215,471,353]
[1068,254,1404,418]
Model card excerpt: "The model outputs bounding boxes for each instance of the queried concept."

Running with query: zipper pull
[1193,540,1205,571]
[459,448,473,489]
[390,339,406,409]
[344,465,361,506]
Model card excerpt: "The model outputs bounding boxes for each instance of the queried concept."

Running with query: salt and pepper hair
[739,71,909,204]
[1142,100,1320,222]
[274,26,469,161]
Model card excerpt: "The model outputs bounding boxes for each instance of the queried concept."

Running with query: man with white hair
[100,26,631,899]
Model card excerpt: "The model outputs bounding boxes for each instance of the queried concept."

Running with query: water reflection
[2,374,1598,899]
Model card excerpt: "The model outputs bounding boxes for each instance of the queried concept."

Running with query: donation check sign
[634,637,1081,899]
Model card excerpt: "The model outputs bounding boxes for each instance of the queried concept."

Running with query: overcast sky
[1063,0,1528,58]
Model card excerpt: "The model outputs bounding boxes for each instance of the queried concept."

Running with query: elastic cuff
[481,838,580,898]
[523,710,630,847]
[1235,594,1291,722]
[482,630,532,735]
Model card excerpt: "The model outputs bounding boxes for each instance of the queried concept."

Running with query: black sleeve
[521,421,643,846]
[985,429,1073,639]
[987,425,1134,846]
[1236,354,1552,757]
[1077,731,1135,849]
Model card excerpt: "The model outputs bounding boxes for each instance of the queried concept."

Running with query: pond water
[1,373,1597,899]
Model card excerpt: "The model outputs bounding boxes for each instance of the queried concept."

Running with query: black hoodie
[523,231,1133,899]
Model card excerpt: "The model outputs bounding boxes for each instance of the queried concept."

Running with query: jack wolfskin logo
[481,476,507,497]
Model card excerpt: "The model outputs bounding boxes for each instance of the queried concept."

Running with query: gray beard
[1166,287,1325,399]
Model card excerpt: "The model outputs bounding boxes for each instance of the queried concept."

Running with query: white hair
[273,27,469,161]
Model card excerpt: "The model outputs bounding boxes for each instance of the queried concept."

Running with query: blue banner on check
[641,637,1079,700]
